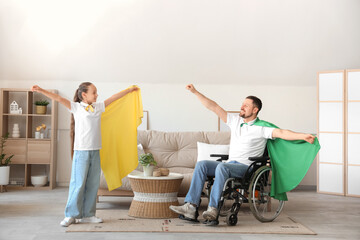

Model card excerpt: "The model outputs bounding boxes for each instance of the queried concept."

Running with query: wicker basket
[129,200,179,218]
[128,174,183,218]
[36,105,47,114]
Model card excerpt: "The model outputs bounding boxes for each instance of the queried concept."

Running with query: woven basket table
[128,172,184,218]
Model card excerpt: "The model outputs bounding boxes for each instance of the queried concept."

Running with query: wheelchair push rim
[248,165,284,222]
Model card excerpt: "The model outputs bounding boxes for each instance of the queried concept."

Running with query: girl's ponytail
[70,82,92,158]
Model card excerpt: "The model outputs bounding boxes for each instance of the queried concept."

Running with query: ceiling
[1,0,360,86]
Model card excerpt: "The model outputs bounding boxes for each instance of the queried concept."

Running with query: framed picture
[218,111,240,132]
[138,111,148,130]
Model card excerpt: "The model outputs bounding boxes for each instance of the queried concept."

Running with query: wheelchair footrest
[202,219,219,226]
[179,214,199,223]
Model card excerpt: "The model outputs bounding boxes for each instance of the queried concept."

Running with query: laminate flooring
[0,187,359,240]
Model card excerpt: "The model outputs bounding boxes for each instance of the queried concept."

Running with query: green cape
[252,119,320,201]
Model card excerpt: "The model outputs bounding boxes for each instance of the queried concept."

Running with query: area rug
[66,209,316,235]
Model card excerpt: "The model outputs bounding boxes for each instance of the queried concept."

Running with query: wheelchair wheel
[248,166,285,222]
[226,213,238,226]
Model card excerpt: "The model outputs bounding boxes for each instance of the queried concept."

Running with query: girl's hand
[130,86,139,92]
[31,85,42,92]
[105,86,139,107]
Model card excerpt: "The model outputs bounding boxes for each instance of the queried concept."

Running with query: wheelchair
[201,150,285,226]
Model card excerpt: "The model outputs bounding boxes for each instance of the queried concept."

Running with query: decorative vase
[0,166,10,185]
[143,165,154,177]
[36,105,47,114]
[35,131,40,139]
[12,124,20,138]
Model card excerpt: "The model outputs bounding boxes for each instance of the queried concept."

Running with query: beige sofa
[98,130,230,199]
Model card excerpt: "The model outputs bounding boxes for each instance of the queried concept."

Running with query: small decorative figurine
[10,101,22,114]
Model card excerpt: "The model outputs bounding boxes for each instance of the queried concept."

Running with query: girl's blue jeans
[64,150,100,218]
[184,160,248,208]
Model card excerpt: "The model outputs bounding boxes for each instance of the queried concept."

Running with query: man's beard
[240,112,254,118]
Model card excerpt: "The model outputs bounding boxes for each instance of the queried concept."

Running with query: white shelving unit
[0,88,58,189]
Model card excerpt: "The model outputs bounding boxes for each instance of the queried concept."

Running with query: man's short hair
[246,96,262,113]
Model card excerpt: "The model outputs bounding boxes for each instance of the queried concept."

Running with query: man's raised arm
[186,84,227,123]
[272,129,315,144]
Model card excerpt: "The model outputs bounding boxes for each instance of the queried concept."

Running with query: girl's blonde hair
[70,82,93,158]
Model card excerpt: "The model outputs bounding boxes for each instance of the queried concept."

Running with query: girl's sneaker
[79,216,103,223]
[60,217,75,227]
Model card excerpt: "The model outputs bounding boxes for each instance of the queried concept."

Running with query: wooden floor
[0,187,359,240]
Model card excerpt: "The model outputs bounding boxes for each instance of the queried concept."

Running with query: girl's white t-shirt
[70,101,106,150]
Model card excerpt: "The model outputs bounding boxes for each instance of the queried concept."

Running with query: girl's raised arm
[31,85,71,110]
[104,86,139,107]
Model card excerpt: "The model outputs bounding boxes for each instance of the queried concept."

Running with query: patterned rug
[66,209,316,235]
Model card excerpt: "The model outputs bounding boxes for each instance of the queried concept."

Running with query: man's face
[240,98,258,118]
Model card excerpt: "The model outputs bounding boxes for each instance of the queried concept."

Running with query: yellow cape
[100,87,143,191]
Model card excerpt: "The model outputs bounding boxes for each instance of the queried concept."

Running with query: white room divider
[346,69,360,197]
[317,69,360,197]
[318,70,345,195]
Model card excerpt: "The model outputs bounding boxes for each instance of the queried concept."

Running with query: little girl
[31,82,139,227]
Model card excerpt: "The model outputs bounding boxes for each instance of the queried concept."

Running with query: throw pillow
[197,142,230,162]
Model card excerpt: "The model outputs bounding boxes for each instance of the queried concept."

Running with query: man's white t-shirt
[226,114,275,166]
[70,101,106,151]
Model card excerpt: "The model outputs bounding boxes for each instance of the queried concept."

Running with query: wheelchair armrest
[210,154,229,162]
[248,156,270,162]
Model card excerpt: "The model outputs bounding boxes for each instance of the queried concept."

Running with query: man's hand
[186,84,197,93]
[304,134,315,144]
[31,85,42,92]
[185,83,227,123]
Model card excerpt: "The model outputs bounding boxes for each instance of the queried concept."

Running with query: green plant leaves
[139,153,157,167]
[35,99,49,106]
[0,133,14,166]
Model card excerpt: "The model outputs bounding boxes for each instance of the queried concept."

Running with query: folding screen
[346,69,360,197]
[318,69,360,197]
[317,71,345,195]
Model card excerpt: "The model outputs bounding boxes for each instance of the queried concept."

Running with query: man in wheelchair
[169,84,318,225]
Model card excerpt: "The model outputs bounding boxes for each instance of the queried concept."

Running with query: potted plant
[35,99,49,114]
[139,153,157,177]
[0,133,14,186]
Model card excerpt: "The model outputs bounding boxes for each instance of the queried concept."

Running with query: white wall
[2,0,359,187]
[0,80,317,186]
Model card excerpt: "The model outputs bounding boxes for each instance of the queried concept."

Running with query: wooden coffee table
[128,172,183,218]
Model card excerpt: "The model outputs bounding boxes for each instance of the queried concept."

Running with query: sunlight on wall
[17,0,110,54]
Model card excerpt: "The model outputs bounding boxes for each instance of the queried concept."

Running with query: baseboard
[57,182,69,187]
[293,185,316,191]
